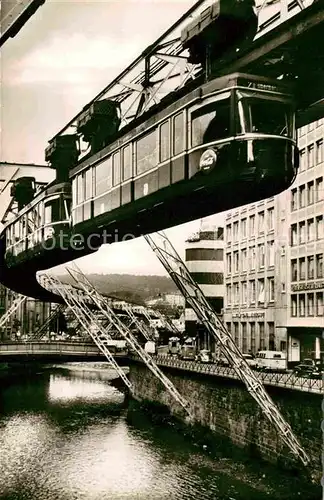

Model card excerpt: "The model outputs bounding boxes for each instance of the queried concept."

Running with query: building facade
[286,119,324,361]
[0,284,52,340]
[223,118,324,362]
[185,223,224,350]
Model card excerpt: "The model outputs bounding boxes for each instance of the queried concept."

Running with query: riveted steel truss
[39,273,131,389]
[64,262,191,415]
[0,294,27,329]
[144,230,310,466]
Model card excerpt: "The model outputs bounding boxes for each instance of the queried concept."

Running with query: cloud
[5,34,143,86]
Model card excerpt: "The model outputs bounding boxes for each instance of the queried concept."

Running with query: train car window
[85,168,92,200]
[95,157,112,196]
[76,175,84,204]
[113,152,121,185]
[191,98,230,147]
[173,113,184,155]
[136,131,157,174]
[44,203,52,225]
[72,178,77,206]
[122,145,132,181]
[237,92,292,137]
[160,121,170,162]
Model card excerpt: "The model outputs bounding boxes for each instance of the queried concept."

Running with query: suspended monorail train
[0,73,298,301]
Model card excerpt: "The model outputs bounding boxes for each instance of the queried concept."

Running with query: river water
[0,363,320,500]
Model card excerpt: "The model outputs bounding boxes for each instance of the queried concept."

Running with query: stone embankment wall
[129,361,321,474]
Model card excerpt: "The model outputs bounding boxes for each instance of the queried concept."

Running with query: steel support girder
[144,231,310,466]
[65,262,191,415]
[0,295,27,329]
[31,304,64,340]
[40,274,131,389]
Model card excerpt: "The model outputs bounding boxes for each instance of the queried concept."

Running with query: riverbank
[127,397,321,500]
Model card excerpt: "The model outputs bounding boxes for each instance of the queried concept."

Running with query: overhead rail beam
[63,262,191,415]
[144,231,310,466]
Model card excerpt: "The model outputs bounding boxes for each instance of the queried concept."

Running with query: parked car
[242,353,257,368]
[255,350,287,372]
[293,359,319,378]
[196,349,213,363]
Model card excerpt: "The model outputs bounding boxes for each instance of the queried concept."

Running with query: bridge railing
[138,355,323,395]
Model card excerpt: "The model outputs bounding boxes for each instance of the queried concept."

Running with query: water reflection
[48,373,123,404]
[0,366,319,500]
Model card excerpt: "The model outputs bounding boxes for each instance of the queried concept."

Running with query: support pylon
[144,230,310,466]
[39,273,131,389]
[0,294,27,329]
[64,263,191,415]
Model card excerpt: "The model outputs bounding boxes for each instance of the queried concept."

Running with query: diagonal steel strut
[39,273,131,389]
[144,231,310,466]
[65,262,191,415]
[0,294,27,329]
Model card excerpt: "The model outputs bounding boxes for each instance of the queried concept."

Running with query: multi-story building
[223,118,324,362]
[0,284,52,340]
[185,222,224,351]
[286,119,324,361]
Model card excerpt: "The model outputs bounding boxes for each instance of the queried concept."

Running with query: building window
[159,121,170,162]
[242,281,247,303]
[307,218,315,242]
[299,294,305,316]
[250,280,256,303]
[291,188,297,211]
[268,322,275,351]
[233,221,239,241]
[299,257,306,280]
[307,144,314,168]
[226,253,232,274]
[268,241,275,267]
[299,148,306,171]
[173,113,184,155]
[299,221,306,244]
[249,215,255,236]
[291,295,298,317]
[291,224,297,246]
[307,181,314,205]
[307,255,314,279]
[241,218,247,238]
[250,323,256,353]
[316,139,323,164]
[307,293,314,316]
[291,259,297,281]
[242,323,247,353]
[316,253,323,278]
[226,284,232,305]
[241,248,247,272]
[233,283,239,304]
[233,322,239,346]
[299,185,306,208]
[316,292,324,316]
[258,279,265,303]
[226,224,232,242]
[233,251,239,273]
[250,246,256,269]
[267,207,274,231]
[258,244,265,268]
[316,215,323,240]
[268,277,275,302]
[316,177,323,202]
[258,211,265,233]
[259,323,265,350]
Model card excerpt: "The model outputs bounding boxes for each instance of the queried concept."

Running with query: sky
[1,0,225,275]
